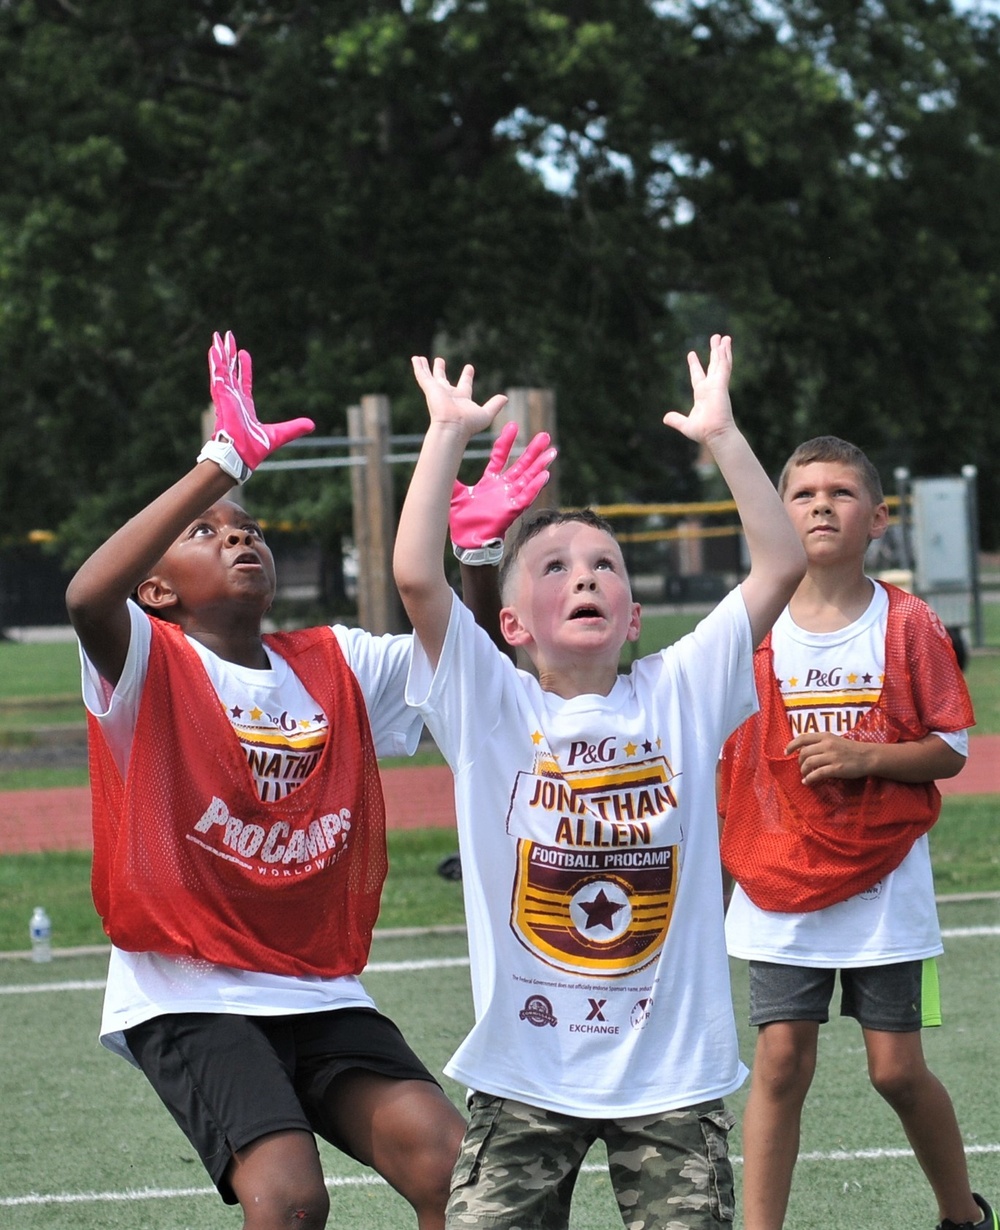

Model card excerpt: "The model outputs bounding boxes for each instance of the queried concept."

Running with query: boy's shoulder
[637,586,753,668]
[880,580,932,615]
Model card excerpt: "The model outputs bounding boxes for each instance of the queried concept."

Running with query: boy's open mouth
[569,604,601,619]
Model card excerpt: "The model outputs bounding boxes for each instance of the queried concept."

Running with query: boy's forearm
[790,730,967,785]
[394,423,477,667]
[394,423,472,591]
[707,426,797,564]
[855,733,967,783]
[705,425,805,642]
[460,563,514,662]
[66,464,235,621]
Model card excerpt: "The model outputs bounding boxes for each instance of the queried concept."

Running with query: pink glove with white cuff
[197,331,315,484]
[449,422,557,565]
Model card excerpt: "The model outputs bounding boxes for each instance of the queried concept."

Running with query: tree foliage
[3,0,1000,567]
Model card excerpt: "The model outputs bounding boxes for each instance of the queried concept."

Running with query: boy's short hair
[778,436,884,504]
[499,508,621,600]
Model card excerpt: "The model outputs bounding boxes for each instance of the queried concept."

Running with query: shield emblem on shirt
[507,757,679,976]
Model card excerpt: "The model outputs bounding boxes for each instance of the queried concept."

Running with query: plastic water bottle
[29,906,52,963]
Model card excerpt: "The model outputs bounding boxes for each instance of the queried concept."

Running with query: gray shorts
[124,1008,440,1204]
[748,959,940,1032]
[446,1092,735,1229]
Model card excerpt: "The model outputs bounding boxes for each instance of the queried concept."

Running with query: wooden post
[348,396,404,634]
[492,389,558,673]
[493,387,560,540]
[495,388,559,507]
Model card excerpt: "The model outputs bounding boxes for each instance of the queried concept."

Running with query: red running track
[1,742,998,856]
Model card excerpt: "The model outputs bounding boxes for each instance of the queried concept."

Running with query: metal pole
[962,464,983,648]
[893,467,912,574]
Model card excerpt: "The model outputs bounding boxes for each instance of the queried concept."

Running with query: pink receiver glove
[449,422,557,565]
[197,331,315,484]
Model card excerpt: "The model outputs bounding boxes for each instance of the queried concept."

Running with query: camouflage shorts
[446,1092,735,1229]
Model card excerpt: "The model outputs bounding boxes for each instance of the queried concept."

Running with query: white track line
[1,923,996,996]
[4,1145,1000,1208]
[2,931,997,1209]
[0,955,473,996]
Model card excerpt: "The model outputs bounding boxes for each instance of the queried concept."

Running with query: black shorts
[124,1008,440,1204]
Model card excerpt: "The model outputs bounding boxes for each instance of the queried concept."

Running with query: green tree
[660,1,1000,511]
[4,0,1000,580]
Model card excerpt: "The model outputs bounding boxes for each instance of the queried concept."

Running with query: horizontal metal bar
[256,456,364,471]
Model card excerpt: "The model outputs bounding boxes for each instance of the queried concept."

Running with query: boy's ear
[626,602,642,643]
[869,501,890,541]
[499,605,532,648]
[135,575,180,612]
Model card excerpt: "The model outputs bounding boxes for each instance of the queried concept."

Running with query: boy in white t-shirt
[719,435,993,1230]
[392,336,806,1229]
[64,332,549,1230]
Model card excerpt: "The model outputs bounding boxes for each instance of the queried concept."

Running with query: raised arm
[394,358,526,668]
[664,335,805,646]
[65,332,314,685]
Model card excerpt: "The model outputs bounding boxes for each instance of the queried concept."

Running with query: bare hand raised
[663,334,734,444]
[411,356,508,440]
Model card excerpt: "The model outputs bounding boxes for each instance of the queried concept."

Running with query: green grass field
[1,608,999,950]
[0,616,998,1227]
[5,599,1000,727]
[1,897,997,1230]
[0,798,996,953]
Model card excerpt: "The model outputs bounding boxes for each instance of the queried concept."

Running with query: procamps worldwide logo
[518,995,558,1027]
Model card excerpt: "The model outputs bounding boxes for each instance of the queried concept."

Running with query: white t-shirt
[407,587,757,1117]
[80,601,422,1063]
[725,582,968,968]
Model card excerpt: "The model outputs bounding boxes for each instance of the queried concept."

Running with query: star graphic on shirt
[788,675,799,687]
[879,673,885,683]
[624,741,637,757]
[643,739,653,754]
[300,717,312,729]
[531,730,544,745]
[313,712,324,724]
[250,706,264,721]
[656,737,662,750]
[229,705,243,718]
[579,889,626,931]
[863,673,873,683]
[847,672,858,684]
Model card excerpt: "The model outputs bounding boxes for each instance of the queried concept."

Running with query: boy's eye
[543,560,565,574]
[595,558,615,571]
[191,524,214,537]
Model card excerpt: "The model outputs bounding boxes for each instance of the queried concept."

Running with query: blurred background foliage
[3,0,1000,573]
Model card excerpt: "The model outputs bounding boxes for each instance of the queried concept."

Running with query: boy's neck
[787,564,875,633]
[537,659,620,700]
[177,616,270,669]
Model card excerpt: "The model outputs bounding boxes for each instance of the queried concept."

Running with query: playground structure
[257,387,561,634]
[0,397,982,641]
[262,396,984,654]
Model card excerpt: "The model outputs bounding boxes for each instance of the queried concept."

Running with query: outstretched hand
[663,333,734,443]
[450,422,557,550]
[200,331,315,482]
[411,356,508,439]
